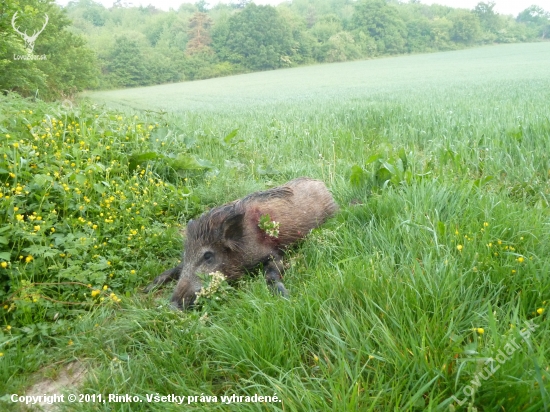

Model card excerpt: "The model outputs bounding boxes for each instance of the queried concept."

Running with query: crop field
[1,42,550,411]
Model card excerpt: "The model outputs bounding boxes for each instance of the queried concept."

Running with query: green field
[88,42,550,112]
[1,42,550,411]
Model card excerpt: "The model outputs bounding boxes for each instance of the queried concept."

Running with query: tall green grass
[1,43,549,411]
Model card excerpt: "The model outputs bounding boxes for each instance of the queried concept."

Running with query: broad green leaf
[375,167,392,183]
[437,221,446,237]
[151,127,169,140]
[365,153,382,165]
[257,165,280,176]
[32,174,53,187]
[473,175,494,187]
[398,147,408,171]
[223,128,239,144]
[129,151,162,172]
[93,183,106,194]
[168,155,212,171]
[350,165,366,187]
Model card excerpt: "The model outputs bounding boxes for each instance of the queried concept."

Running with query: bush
[0,94,205,332]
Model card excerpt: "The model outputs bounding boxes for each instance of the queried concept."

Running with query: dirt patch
[23,361,87,411]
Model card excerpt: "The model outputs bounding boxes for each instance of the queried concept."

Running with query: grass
[1,42,550,411]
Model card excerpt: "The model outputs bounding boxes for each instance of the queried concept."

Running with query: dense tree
[186,12,213,54]
[0,0,45,95]
[1,0,97,99]
[310,14,342,43]
[221,4,294,71]
[517,5,550,38]
[277,7,315,64]
[429,17,453,50]
[81,0,107,26]
[448,9,482,44]
[325,31,361,62]
[405,17,432,52]
[104,36,149,87]
[3,0,547,97]
[351,0,407,54]
[474,2,500,33]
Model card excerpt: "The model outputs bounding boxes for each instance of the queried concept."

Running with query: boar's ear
[222,212,244,249]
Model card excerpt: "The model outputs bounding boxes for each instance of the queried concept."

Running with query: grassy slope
[87,43,549,112]
[2,42,550,411]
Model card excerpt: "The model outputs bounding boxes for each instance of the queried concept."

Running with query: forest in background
[1,0,550,99]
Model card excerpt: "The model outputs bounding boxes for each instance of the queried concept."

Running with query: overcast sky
[54,0,550,17]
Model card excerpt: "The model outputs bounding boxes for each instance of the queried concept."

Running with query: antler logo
[11,12,49,54]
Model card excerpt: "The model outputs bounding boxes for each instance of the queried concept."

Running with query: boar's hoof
[144,265,183,293]
[274,282,289,299]
[169,301,183,311]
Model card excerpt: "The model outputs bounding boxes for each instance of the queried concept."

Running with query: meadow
[1,42,549,411]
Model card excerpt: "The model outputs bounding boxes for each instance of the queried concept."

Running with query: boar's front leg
[143,262,183,293]
[264,254,289,298]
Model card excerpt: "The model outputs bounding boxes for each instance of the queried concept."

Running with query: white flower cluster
[195,271,227,301]
[258,214,280,238]
[265,221,280,238]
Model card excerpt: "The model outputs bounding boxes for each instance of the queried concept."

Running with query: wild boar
[145,177,338,309]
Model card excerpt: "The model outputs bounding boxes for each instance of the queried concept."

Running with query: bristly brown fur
[186,204,234,247]
[148,177,338,309]
[186,185,295,247]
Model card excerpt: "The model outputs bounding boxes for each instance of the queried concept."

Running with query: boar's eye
[203,251,214,262]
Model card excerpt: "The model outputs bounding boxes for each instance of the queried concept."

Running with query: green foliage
[1,44,550,411]
[186,12,213,54]
[351,0,407,54]
[195,271,234,311]
[474,1,501,35]
[350,147,416,190]
[0,0,98,100]
[517,5,550,39]
[258,214,280,238]
[221,4,294,71]
[0,94,206,334]
[32,0,546,91]
[449,9,482,44]
[104,36,151,88]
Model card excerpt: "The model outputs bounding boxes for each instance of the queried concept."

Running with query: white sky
[54,0,550,17]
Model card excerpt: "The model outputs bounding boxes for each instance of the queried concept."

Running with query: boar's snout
[170,276,201,310]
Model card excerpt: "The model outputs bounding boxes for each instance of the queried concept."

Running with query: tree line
[1,0,549,99]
